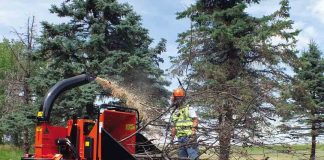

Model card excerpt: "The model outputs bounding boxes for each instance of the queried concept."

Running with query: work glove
[189,134,197,140]
[170,138,174,145]
[188,134,198,147]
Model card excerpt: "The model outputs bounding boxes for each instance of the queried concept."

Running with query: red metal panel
[102,110,136,154]
[34,123,67,158]
[33,110,137,159]
[75,119,95,159]
[88,121,99,160]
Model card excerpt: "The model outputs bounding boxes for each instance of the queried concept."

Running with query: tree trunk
[310,120,316,160]
[22,82,30,154]
[0,133,2,144]
[12,132,20,146]
[218,107,233,160]
[22,127,30,154]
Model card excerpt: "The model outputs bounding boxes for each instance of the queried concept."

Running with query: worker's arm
[192,117,198,135]
[171,127,176,142]
[188,106,198,135]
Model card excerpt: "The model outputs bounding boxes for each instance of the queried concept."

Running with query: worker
[170,87,199,160]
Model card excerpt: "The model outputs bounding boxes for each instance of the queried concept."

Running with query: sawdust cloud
[95,77,149,120]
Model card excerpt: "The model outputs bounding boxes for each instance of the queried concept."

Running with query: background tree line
[0,0,323,160]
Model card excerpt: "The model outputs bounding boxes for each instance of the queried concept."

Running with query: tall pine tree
[0,17,39,152]
[173,0,299,159]
[30,0,169,123]
[288,41,323,160]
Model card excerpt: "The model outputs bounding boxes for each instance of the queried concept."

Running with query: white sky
[0,0,323,90]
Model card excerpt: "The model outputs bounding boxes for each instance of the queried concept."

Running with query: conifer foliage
[173,0,299,159]
[31,0,169,122]
[289,42,323,160]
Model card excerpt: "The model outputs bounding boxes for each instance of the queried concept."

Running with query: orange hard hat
[173,88,185,97]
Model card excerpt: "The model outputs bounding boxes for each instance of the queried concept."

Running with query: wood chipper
[22,74,162,160]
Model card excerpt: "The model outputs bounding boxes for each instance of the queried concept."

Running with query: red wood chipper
[22,74,161,160]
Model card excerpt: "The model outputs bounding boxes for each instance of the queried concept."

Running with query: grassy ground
[1,144,324,160]
[0,145,23,160]
[200,144,324,160]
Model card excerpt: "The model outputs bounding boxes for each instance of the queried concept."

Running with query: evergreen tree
[173,0,298,159]
[287,41,323,160]
[30,0,169,123]
[0,39,15,144]
[0,37,37,152]
[0,17,39,152]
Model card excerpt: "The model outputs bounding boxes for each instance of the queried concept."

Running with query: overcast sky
[0,0,323,89]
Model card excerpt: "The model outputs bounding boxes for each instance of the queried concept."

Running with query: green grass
[243,144,324,160]
[0,145,23,160]
[200,144,324,160]
[2,144,324,160]
[247,144,324,160]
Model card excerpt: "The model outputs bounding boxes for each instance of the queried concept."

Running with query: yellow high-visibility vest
[172,105,193,137]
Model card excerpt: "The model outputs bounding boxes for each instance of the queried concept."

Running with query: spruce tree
[173,0,298,159]
[30,0,169,123]
[0,37,37,152]
[288,42,324,160]
[0,39,16,144]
